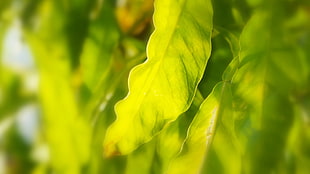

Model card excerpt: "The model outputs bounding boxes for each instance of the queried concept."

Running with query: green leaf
[166,82,232,174]
[80,2,120,92]
[104,0,213,156]
[125,140,156,174]
[156,90,204,173]
[86,91,127,174]
[165,54,239,174]
[231,5,297,173]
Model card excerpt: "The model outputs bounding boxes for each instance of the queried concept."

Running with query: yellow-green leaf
[104,0,213,156]
[166,82,232,174]
[165,35,240,174]
[156,90,204,173]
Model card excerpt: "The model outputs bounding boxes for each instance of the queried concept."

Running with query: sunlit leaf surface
[104,0,213,156]
[1,0,310,173]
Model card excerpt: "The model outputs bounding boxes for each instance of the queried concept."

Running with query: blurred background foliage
[0,0,309,174]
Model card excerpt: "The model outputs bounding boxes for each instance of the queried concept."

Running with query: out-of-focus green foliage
[0,0,310,174]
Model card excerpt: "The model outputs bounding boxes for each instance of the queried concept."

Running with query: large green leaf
[115,91,204,174]
[230,3,299,173]
[166,56,239,174]
[104,0,213,156]
[167,1,308,173]
[166,82,232,174]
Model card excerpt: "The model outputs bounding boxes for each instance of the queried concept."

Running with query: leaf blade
[104,0,213,156]
[166,82,232,174]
